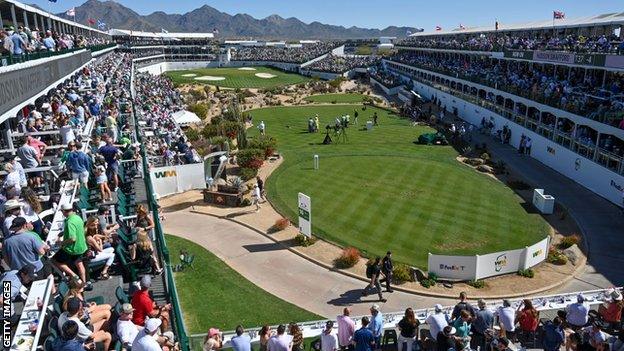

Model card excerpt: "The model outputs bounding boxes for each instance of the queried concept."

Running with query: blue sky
[33,0,623,30]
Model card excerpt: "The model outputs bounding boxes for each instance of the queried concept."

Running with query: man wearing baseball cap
[133,318,162,351]
[2,217,49,272]
[425,304,449,341]
[131,275,171,330]
[0,263,39,303]
[53,202,89,290]
[117,303,140,349]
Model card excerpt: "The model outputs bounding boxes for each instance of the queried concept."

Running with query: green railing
[133,101,190,351]
[0,43,116,67]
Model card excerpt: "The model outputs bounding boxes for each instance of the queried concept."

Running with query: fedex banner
[150,163,206,198]
[428,237,550,280]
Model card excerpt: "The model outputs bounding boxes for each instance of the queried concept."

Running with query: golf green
[165,66,310,89]
[246,104,548,269]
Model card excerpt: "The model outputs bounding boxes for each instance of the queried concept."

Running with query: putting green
[165,66,310,89]
[247,104,548,269]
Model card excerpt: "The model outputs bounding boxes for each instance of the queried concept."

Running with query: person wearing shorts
[53,203,90,289]
[67,142,90,187]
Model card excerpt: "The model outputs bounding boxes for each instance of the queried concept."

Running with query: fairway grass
[166,234,321,334]
[166,66,309,89]
[246,105,548,268]
[304,93,368,104]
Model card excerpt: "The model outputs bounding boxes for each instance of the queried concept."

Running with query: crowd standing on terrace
[0,25,109,58]
[306,54,380,73]
[0,49,189,350]
[230,42,341,63]
[397,33,624,54]
[388,51,624,129]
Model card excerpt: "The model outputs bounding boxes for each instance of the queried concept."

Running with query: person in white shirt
[117,303,141,349]
[3,163,22,193]
[58,297,112,350]
[425,304,449,340]
[566,294,589,328]
[321,321,338,351]
[252,184,262,212]
[497,300,516,338]
[133,318,163,351]
[258,121,266,135]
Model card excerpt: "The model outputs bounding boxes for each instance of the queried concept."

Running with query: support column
[22,10,29,29]
[0,9,4,28]
[10,4,18,29]
[594,132,601,161]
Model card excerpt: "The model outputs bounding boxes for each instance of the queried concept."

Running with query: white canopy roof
[109,28,214,39]
[171,110,201,125]
[411,12,624,37]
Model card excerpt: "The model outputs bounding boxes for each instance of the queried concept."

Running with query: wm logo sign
[154,170,177,179]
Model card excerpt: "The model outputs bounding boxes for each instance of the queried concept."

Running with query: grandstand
[1,1,624,351]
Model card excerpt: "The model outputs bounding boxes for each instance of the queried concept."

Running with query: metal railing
[0,43,116,68]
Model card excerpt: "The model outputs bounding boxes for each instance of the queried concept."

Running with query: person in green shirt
[53,203,90,289]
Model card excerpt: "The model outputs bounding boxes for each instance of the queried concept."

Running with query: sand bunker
[255,73,277,79]
[181,73,197,77]
[194,76,226,81]
[238,67,257,71]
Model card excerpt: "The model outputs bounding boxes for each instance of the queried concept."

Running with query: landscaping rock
[477,165,494,173]
[563,244,583,265]
[467,158,485,166]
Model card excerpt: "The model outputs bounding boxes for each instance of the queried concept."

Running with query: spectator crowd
[231,42,341,64]
[306,54,379,73]
[397,33,624,54]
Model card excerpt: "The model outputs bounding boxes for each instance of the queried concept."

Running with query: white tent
[171,110,201,126]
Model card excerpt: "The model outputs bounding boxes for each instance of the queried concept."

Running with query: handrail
[0,43,116,68]
[131,61,190,350]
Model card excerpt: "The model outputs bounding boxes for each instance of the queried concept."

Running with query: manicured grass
[304,93,368,104]
[165,66,310,89]
[166,234,321,335]
[246,105,548,269]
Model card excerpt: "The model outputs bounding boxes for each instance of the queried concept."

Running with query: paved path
[471,132,624,291]
[163,209,455,318]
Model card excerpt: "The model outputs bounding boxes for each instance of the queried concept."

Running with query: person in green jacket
[53,203,90,289]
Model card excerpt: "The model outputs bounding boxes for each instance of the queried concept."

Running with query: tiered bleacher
[306,53,380,73]
[230,41,341,63]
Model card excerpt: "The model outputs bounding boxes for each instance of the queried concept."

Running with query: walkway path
[471,132,624,292]
[163,209,455,318]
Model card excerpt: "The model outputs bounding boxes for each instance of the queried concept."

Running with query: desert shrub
[272,218,290,232]
[208,136,229,151]
[294,234,316,247]
[247,135,278,158]
[237,149,264,170]
[240,198,251,207]
[221,121,243,139]
[558,234,581,250]
[239,167,258,181]
[202,124,220,139]
[334,247,361,269]
[468,280,486,289]
[188,88,205,101]
[547,249,568,265]
[188,103,209,120]
[393,263,414,283]
[480,152,491,161]
[185,128,201,142]
[517,268,535,278]
[419,272,438,288]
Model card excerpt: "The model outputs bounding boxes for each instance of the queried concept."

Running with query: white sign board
[298,193,312,237]
[427,253,477,281]
[522,237,550,270]
[150,163,206,198]
[476,248,525,279]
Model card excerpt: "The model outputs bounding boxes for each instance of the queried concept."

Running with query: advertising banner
[476,248,525,279]
[504,50,534,60]
[534,51,575,64]
[522,237,550,270]
[427,254,477,280]
[298,193,312,238]
[150,163,206,198]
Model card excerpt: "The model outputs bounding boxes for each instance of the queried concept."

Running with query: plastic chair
[382,329,398,350]
[115,286,129,304]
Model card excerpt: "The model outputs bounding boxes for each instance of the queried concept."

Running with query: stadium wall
[411,80,624,206]
[227,60,301,72]
[137,61,219,75]
[0,50,93,118]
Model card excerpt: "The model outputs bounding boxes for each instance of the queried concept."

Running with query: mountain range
[53,0,422,39]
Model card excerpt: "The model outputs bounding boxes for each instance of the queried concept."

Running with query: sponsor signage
[150,163,205,198]
[298,193,312,238]
[534,51,575,64]
[504,50,534,60]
